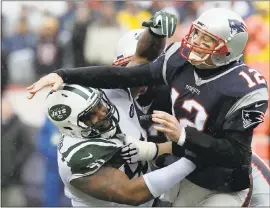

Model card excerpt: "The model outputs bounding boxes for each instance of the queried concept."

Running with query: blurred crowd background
[1,1,269,207]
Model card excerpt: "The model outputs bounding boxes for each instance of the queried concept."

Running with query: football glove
[142,10,177,38]
[120,136,159,164]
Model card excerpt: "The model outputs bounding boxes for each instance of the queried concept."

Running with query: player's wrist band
[177,127,186,146]
[55,69,68,82]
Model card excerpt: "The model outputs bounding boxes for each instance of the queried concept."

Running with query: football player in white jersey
[46,84,196,207]
[45,29,167,207]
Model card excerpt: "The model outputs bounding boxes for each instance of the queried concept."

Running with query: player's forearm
[135,29,166,62]
[96,176,154,206]
[55,64,161,88]
[70,167,153,206]
[177,127,251,168]
[71,157,195,206]
[143,157,196,197]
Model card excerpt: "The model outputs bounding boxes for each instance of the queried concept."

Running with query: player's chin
[192,50,203,56]
[97,120,112,131]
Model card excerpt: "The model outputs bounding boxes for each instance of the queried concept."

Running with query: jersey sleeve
[56,63,160,89]
[223,87,268,131]
[62,138,122,182]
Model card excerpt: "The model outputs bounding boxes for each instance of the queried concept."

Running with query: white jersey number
[171,88,208,131]
[239,69,266,88]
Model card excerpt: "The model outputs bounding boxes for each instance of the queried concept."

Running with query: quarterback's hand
[152,110,183,143]
[142,10,177,38]
[26,73,63,99]
[120,136,158,164]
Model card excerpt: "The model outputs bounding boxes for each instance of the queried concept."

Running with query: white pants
[161,179,251,206]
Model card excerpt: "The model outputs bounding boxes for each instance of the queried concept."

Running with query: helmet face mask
[181,23,228,67]
[77,90,119,138]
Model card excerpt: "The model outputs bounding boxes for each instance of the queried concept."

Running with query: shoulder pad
[223,64,268,97]
[62,138,122,175]
[164,42,175,52]
[162,42,186,85]
[226,87,268,119]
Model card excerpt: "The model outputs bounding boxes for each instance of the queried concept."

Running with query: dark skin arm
[70,167,153,206]
[129,29,166,97]
[134,29,166,63]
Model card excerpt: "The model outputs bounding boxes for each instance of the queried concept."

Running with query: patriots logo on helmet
[242,109,264,129]
[134,32,143,40]
[228,19,247,36]
[116,54,124,60]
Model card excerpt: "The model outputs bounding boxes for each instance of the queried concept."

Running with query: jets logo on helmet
[49,104,71,121]
[46,84,119,139]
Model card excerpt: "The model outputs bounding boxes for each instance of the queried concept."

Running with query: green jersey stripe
[64,141,120,162]
[61,136,119,159]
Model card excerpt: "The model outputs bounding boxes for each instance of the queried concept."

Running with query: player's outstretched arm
[26,11,178,99]
[26,57,168,99]
[70,158,195,206]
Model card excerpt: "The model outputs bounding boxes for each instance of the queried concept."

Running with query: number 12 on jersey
[171,88,208,131]
[239,69,266,88]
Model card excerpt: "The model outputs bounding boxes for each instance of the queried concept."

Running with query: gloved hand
[142,10,177,38]
[120,135,159,164]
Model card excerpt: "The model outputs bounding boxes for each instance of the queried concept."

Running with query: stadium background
[1,1,269,206]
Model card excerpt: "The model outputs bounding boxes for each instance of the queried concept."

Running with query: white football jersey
[58,89,153,207]
[103,89,147,140]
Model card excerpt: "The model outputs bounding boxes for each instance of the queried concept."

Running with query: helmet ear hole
[226,52,231,56]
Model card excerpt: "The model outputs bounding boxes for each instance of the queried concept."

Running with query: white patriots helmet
[180,8,248,67]
[113,29,144,66]
[46,84,119,138]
